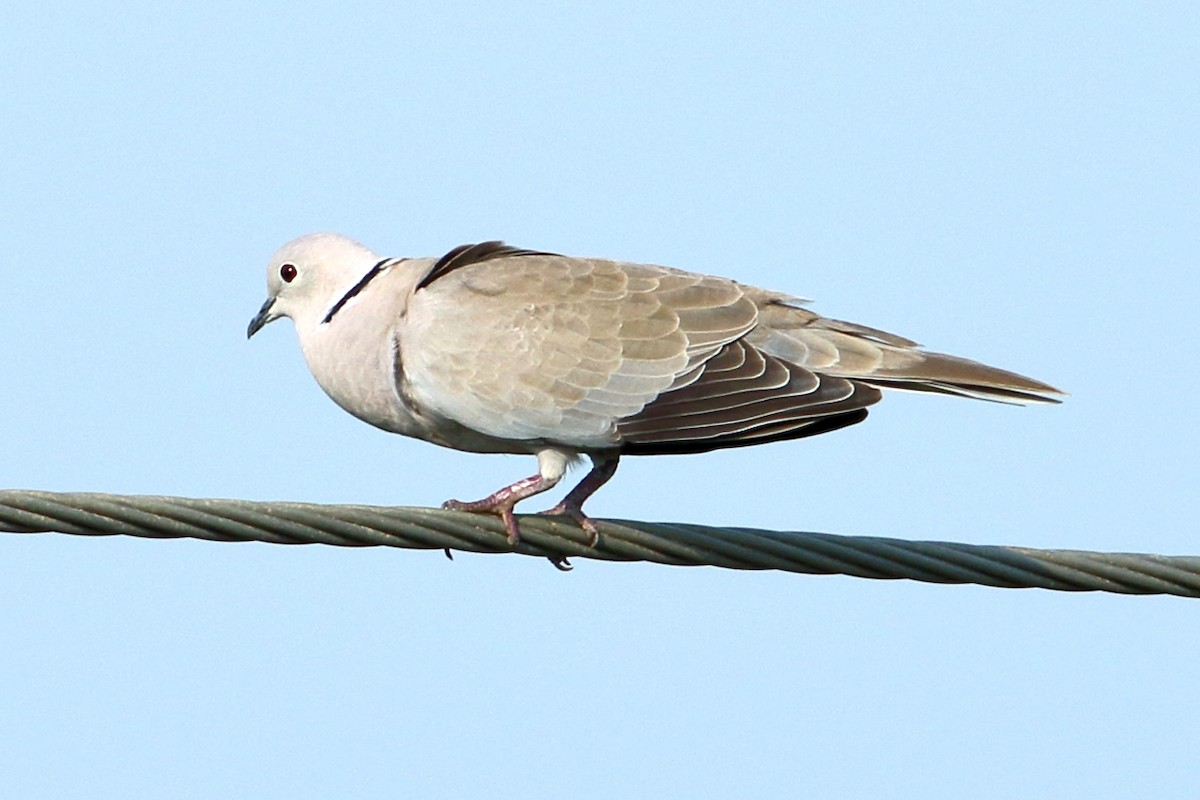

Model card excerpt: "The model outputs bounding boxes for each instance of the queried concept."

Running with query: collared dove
[248,233,1063,545]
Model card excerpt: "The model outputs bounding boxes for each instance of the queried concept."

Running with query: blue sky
[2,2,1198,797]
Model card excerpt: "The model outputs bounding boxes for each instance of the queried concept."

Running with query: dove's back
[394,245,1061,457]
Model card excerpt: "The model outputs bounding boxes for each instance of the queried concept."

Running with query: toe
[500,509,521,546]
[538,503,600,546]
[579,517,600,547]
[538,502,567,517]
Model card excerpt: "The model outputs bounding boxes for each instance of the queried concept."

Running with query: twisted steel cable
[1,490,1196,597]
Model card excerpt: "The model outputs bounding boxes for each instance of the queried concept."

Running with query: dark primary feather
[617,340,882,455]
[416,241,556,292]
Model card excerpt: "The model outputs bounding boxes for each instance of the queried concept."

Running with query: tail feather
[751,301,1065,406]
[863,351,1065,405]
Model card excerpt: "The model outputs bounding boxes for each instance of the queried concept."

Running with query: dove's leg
[539,453,619,545]
[442,448,572,545]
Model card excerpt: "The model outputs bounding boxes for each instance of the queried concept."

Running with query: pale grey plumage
[248,233,1063,544]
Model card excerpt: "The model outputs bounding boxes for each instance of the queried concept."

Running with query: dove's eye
[280,264,298,283]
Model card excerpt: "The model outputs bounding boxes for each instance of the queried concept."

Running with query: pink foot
[443,497,523,545]
[535,455,618,547]
[442,472,550,546]
[539,501,601,546]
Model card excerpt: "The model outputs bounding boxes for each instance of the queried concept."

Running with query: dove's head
[247,233,384,338]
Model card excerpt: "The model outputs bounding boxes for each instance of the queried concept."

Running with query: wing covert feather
[399,249,758,446]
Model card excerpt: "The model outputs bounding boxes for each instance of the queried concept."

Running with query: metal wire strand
[1,490,1196,597]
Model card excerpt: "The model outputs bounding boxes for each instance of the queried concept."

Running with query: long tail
[859,349,1064,404]
[751,305,1066,405]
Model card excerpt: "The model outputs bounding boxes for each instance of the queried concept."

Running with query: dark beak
[247,297,278,339]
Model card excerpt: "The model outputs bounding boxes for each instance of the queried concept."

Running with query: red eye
[280,263,298,283]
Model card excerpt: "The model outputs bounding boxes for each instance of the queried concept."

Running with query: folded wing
[400,247,763,448]
[399,244,1061,456]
